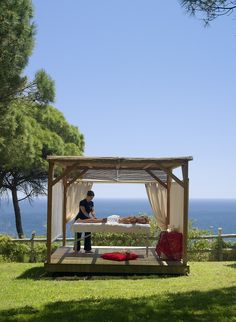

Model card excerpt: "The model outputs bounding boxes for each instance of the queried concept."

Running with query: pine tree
[181,0,236,24]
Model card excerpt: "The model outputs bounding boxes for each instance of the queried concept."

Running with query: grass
[0,262,235,322]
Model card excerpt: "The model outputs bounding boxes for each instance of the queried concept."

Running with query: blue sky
[26,1,236,199]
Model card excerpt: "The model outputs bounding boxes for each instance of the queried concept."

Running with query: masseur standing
[74,190,96,253]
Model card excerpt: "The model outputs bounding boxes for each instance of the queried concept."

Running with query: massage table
[70,220,151,256]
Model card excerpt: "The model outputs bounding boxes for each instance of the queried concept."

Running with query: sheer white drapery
[66,181,93,222]
[145,182,184,232]
[170,182,184,233]
[145,183,167,231]
[51,180,64,241]
[51,181,93,241]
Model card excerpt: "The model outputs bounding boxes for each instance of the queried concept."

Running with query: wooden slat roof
[47,156,193,169]
[47,156,192,183]
[82,169,167,183]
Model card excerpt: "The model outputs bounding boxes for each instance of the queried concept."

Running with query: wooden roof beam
[158,164,184,188]
[66,169,88,187]
[142,163,155,169]
[145,170,167,189]
[52,162,80,186]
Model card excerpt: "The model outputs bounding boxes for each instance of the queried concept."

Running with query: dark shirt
[76,199,94,220]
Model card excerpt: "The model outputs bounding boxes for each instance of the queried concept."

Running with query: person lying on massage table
[74,190,96,254]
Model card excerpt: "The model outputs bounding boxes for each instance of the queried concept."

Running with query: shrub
[0,219,235,262]
[0,235,30,262]
[187,222,236,261]
[92,217,160,247]
[0,235,59,263]
[187,223,213,261]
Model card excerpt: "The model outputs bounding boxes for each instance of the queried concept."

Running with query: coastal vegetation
[0,0,84,238]
[0,102,84,238]
[0,223,235,263]
[0,0,54,110]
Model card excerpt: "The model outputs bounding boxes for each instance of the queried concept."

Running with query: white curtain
[66,181,93,222]
[145,182,184,233]
[51,180,64,241]
[170,182,184,233]
[145,183,167,230]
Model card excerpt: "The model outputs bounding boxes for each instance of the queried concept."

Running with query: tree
[0,0,34,106]
[0,0,59,237]
[181,0,236,24]
[0,0,55,109]
[0,100,84,238]
[0,0,85,238]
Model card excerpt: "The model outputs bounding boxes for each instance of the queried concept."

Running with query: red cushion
[101,252,138,261]
[101,252,127,261]
[156,231,183,260]
[126,252,138,260]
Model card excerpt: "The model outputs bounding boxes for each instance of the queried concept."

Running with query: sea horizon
[0,198,236,238]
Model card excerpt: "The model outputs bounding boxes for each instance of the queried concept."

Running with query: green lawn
[0,262,235,322]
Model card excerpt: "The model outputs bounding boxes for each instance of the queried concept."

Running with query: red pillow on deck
[126,252,138,260]
[101,252,138,261]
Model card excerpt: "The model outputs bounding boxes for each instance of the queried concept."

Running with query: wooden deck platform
[44,247,189,275]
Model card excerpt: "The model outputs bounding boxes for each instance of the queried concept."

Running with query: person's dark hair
[87,190,95,197]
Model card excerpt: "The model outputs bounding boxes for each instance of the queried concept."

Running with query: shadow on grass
[1,287,236,322]
[16,267,50,280]
[225,263,236,269]
[17,267,181,281]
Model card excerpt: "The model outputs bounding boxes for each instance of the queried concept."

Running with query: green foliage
[34,104,85,156]
[0,235,59,263]
[92,232,148,247]
[0,99,84,178]
[0,235,30,262]
[30,243,59,263]
[187,221,236,261]
[221,240,236,249]
[1,102,41,171]
[29,243,47,262]
[0,99,84,212]
[33,70,55,104]
[0,221,236,262]
[0,0,84,238]
[187,221,212,260]
[21,69,56,105]
[211,238,236,261]
[0,100,84,238]
[92,217,160,247]
[0,0,35,105]
[0,1,55,109]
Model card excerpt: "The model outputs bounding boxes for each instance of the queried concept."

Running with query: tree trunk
[11,187,24,238]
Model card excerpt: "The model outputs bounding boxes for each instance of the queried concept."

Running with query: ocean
[0,198,236,238]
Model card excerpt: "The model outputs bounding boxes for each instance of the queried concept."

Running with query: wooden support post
[62,177,67,247]
[46,161,54,264]
[182,163,189,265]
[166,173,171,228]
[146,231,150,257]
[30,231,35,263]
[218,227,223,261]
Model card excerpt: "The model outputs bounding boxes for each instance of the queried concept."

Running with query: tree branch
[181,0,236,23]
[18,191,34,202]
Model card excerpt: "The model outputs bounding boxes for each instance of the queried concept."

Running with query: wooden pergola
[45,156,193,275]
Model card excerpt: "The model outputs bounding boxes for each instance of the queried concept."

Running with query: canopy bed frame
[45,156,192,275]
